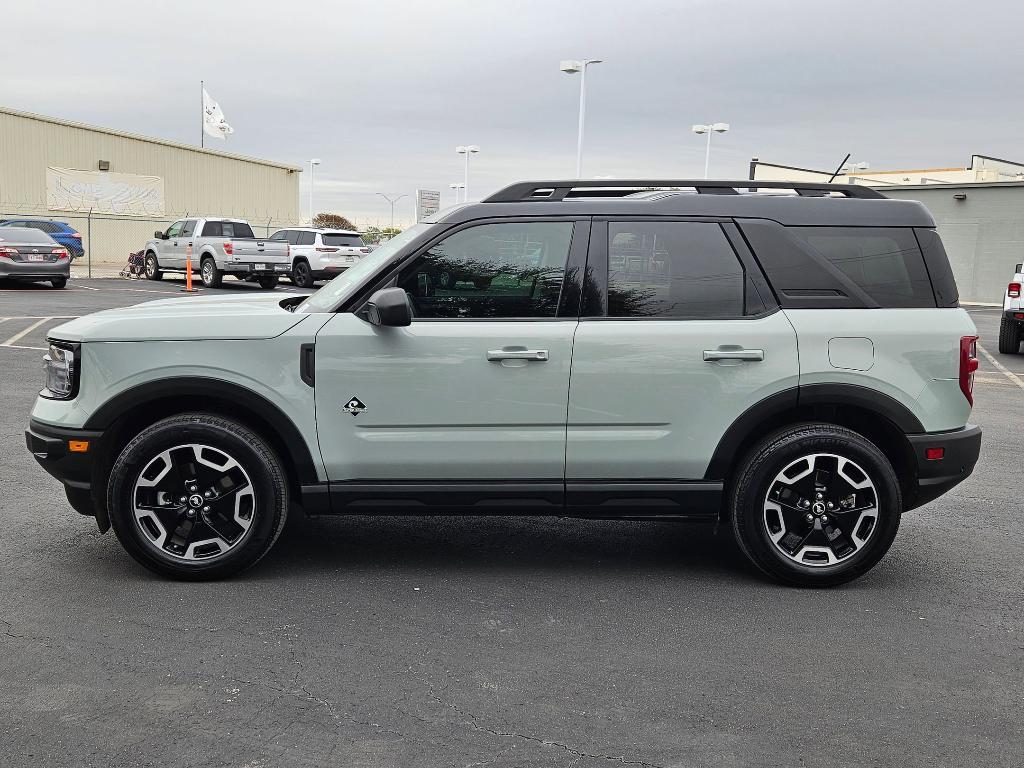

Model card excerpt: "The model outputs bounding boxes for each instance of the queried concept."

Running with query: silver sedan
[0,227,71,288]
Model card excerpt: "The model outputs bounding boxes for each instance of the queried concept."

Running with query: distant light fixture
[97,160,110,171]
[954,192,967,201]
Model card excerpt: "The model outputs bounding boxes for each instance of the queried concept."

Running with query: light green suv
[26,180,982,586]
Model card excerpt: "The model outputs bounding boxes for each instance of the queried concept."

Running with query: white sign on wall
[46,167,166,215]
[415,189,441,223]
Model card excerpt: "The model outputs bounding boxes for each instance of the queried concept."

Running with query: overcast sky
[5,0,1023,227]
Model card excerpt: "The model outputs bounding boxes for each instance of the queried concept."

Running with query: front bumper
[906,424,982,510]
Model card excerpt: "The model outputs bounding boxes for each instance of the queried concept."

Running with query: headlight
[41,341,79,400]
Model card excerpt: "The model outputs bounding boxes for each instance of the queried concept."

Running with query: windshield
[296,224,433,313]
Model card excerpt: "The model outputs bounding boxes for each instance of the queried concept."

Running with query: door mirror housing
[365,287,412,327]
[154,230,165,239]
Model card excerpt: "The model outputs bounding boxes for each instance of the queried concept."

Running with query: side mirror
[365,287,412,327]
[154,230,165,239]
[1016,263,1023,273]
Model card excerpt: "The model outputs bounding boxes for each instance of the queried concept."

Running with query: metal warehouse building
[0,106,301,267]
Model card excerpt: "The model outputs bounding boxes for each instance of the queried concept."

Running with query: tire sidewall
[145,253,160,279]
[732,425,902,586]
[107,416,287,579]
[292,260,312,288]
[201,258,217,287]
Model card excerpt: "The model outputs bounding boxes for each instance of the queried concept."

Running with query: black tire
[729,422,902,587]
[107,413,289,580]
[998,315,1022,354]
[50,276,67,289]
[257,276,279,290]
[200,257,222,288]
[291,260,314,289]
[144,253,162,280]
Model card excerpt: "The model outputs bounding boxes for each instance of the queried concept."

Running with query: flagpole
[200,80,204,149]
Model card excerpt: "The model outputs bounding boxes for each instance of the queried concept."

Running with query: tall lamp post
[308,158,321,223]
[560,58,602,178]
[455,145,480,200]
[449,182,465,203]
[376,193,408,228]
[691,124,729,179]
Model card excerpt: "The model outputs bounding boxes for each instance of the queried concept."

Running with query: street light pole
[455,145,480,200]
[449,182,465,203]
[376,193,408,228]
[561,58,602,178]
[691,124,729,179]
[308,158,321,223]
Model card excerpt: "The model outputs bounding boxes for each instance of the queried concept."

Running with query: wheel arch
[706,384,922,512]
[85,378,320,522]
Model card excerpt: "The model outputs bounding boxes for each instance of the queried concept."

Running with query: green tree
[312,212,359,231]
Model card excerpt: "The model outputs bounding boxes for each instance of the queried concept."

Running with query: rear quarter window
[791,227,936,308]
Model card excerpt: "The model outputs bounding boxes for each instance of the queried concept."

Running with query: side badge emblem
[343,396,367,416]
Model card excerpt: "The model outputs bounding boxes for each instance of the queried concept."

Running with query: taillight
[223,242,234,255]
[51,248,68,260]
[360,247,371,254]
[0,247,16,258]
[1009,282,1022,298]
[959,335,979,406]
[315,247,339,253]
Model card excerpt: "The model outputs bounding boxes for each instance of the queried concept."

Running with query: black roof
[436,180,936,228]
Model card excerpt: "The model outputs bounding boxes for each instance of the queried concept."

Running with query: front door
[314,218,587,485]
[566,219,800,481]
[160,220,185,268]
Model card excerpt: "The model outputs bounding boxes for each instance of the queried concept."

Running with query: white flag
[202,88,234,140]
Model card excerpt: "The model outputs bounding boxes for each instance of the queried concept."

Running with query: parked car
[26,179,981,586]
[0,218,84,258]
[0,226,70,288]
[143,217,290,289]
[268,227,372,288]
[998,261,1023,354]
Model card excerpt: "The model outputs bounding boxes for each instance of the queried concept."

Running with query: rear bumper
[906,424,982,510]
[0,262,70,280]
[223,262,291,275]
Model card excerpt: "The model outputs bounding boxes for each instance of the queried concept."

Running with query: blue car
[0,218,84,258]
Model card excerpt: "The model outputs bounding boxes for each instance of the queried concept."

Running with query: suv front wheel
[729,423,902,587]
[107,413,289,580]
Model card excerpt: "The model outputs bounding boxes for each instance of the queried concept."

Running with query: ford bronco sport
[26,180,982,586]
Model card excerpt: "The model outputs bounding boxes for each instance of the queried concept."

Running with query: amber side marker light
[68,440,90,453]
[925,447,945,461]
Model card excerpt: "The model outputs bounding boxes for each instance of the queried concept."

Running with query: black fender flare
[84,377,320,485]
[704,383,924,480]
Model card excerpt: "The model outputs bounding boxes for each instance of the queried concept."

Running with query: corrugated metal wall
[0,107,300,264]
[879,183,1024,304]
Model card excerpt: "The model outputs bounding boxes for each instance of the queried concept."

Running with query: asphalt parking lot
[1,280,1022,767]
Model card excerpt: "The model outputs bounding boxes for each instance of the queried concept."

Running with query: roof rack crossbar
[482,180,886,202]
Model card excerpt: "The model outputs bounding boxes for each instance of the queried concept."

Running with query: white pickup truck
[999,261,1024,354]
[144,217,291,289]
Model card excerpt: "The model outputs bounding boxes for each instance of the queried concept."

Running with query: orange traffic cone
[181,242,198,293]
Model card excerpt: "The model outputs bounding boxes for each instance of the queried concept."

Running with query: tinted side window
[792,227,935,308]
[297,231,315,246]
[180,220,196,237]
[201,221,223,237]
[268,230,288,241]
[165,221,184,238]
[914,228,959,307]
[397,221,574,319]
[286,231,302,245]
[606,222,746,318]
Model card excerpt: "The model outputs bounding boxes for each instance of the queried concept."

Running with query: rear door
[566,218,799,485]
[313,217,588,486]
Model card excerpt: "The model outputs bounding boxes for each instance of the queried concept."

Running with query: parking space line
[1,318,50,347]
[977,342,1024,392]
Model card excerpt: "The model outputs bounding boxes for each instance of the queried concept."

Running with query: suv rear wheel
[729,423,901,587]
[107,413,289,580]
[998,315,1022,354]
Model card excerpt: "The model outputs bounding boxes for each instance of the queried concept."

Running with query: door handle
[703,349,764,362]
[487,349,549,362]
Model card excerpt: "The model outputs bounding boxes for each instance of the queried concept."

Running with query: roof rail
[482,180,887,202]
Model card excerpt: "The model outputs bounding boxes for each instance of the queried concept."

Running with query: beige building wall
[0,107,301,265]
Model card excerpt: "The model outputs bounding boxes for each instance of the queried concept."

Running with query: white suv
[269,227,371,288]
[999,261,1023,354]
